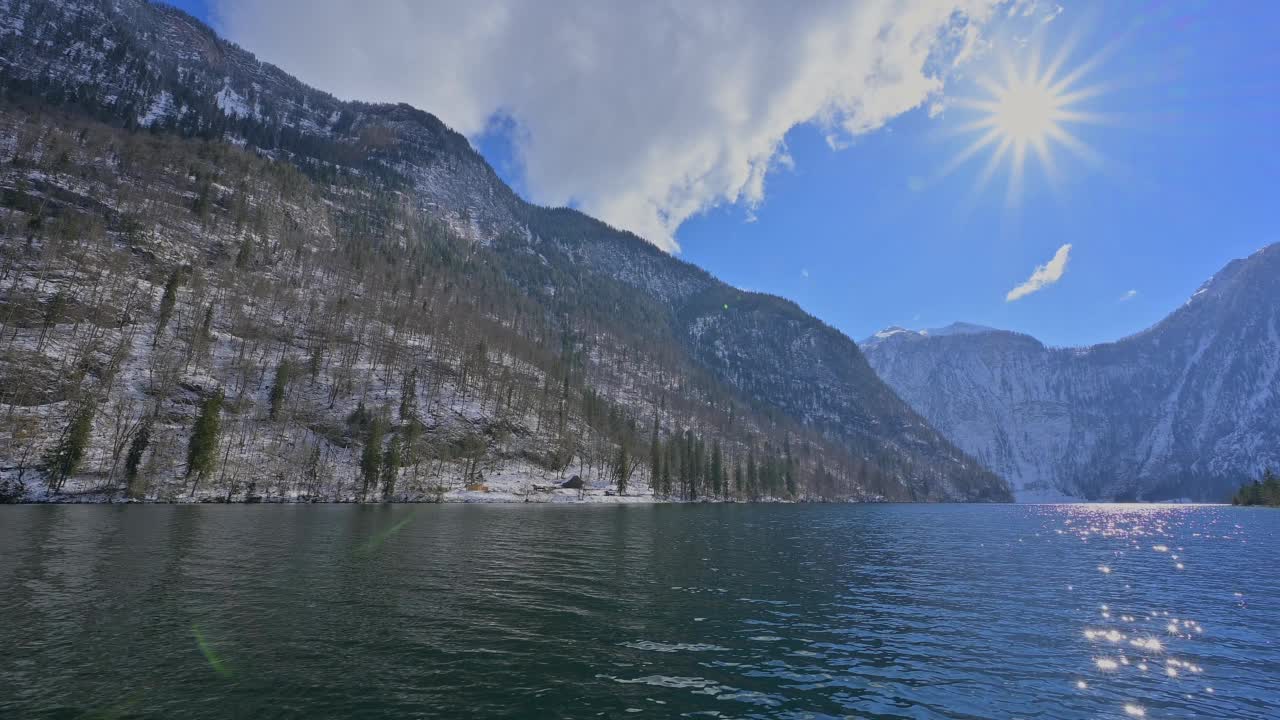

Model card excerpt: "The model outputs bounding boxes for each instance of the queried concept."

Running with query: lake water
[1,504,1277,719]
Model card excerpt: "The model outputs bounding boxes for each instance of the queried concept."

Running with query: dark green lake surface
[2,504,1277,719]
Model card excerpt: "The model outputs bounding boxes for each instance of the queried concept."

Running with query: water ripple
[0,504,1277,718]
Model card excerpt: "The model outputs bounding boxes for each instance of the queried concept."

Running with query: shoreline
[1,477,821,505]
[4,491,817,505]
[3,493,1233,506]
[1,469,885,505]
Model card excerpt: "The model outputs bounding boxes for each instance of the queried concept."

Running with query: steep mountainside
[0,0,1007,502]
[863,247,1280,501]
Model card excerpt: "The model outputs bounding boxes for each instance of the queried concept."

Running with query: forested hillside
[0,0,1008,503]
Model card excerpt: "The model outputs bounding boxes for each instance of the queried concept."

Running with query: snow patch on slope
[138,91,174,126]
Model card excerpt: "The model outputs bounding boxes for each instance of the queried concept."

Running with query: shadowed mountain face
[0,0,1007,501]
[863,245,1280,502]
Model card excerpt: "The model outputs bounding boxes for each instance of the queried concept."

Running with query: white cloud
[1006,243,1072,302]
[212,0,1003,251]
[1119,289,1138,302]
[801,268,810,278]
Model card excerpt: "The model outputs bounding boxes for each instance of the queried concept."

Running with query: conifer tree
[401,416,422,474]
[703,447,713,499]
[649,415,661,493]
[235,236,253,269]
[347,401,372,434]
[37,290,67,352]
[381,435,401,500]
[1260,467,1280,506]
[682,429,694,500]
[400,368,418,421]
[360,417,384,502]
[669,436,681,498]
[189,302,215,363]
[710,440,723,499]
[1233,467,1280,506]
[46,399,96,491]
[124,416,152,496]
[308,342,323,383]
[186,388,224,493]
[660,448,672,498]
[696,438,706,499]
[615,442,630,495]
[268,361,291,421]
[154,268,183,346]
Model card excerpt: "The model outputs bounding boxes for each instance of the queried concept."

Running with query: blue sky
[175,1,1278,347]
[675,3,1280,346]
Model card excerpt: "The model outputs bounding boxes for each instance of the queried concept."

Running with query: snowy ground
[1,462,685,504]
[1,461,799,505]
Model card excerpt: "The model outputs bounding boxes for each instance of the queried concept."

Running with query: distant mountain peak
[863,245,1280,502]
[868,326,914,340]
[1184,241,1280,307]
[923,322,1001,338]
[862,321,1003,349]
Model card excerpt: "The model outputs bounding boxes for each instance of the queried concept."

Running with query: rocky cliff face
[863,245,1280,501]
[0,0,1007,501]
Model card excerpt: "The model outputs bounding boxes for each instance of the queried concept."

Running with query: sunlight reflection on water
[1049,503,1266,719]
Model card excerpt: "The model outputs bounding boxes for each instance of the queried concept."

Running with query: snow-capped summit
[862,322,1003,350]
[864,326,916,345]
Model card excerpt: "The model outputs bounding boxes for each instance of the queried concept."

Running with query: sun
[992,78,1060,145]
[943,43,1107,203]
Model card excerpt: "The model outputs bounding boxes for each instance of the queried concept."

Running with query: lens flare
[192,624,232,679]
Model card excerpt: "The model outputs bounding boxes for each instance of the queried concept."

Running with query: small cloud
[928,99,947,118]
[801,268,810,278]
[1119,289,1138,302]
[1006,244,1072,302]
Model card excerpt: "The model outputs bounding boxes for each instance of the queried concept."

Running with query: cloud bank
[1006,243,1072,301]
[213,0,1001,251]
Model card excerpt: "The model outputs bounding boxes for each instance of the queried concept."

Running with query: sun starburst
[944,40,1107,204]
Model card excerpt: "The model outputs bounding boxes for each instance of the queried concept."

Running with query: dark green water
[1,504,1277,719]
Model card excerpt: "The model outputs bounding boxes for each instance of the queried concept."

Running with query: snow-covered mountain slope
[0,0,1008,502]
[863,244,1280,501]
